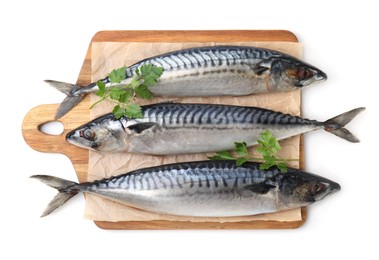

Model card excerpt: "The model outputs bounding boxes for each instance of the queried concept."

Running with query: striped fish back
[138,103,319,126]
[125,46,284,76]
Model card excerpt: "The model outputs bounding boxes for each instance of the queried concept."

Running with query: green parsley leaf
[112,105,126,119]
[96,81,106,97]
[135,84,154,100]
[263,155,276,165]
[273,138,281,151]
[208,150,235,161]
[109,88,126,100]
[130,78,140,89]
[236,157,248,166]
[118,92,131,103]
[124,104,143,118]
[261,130,271,143]
[235,142,248,156]
[259,162,272,170]
[109,66,126,84]
[112,104,143,119]
[140,64,164,87]
[276,162,288,173]
[256,147,269,157]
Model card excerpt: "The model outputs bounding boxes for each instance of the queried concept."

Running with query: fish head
[66,114,128,152]
[269,58,327,90]
[278,171,340,209]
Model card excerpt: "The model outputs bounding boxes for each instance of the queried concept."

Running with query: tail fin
[30,175,81,217]
[324,107,365,142]
[45,80,84,119]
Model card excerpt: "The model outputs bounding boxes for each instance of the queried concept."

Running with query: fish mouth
[65,130,98,151]
[317,181,341,201]
[65,130,81,144]
[65,130,75,141]
[298,69,327,87]
[329,181,341,193]
[316,69,328,81]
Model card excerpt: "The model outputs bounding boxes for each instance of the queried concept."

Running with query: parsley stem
[89,94,110,109]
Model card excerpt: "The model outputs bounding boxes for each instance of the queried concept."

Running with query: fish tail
[30,175,81,217]
[324,107,365,142]
[45,80,84,119]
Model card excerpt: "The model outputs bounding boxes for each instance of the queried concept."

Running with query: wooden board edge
[91,30,298,43]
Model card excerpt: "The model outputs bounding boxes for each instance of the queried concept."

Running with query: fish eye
[82,129,96,141]
[297,68,313,79]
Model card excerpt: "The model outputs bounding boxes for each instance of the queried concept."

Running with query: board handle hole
[39,121,64,136]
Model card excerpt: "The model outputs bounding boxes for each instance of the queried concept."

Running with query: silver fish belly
[66,103,364,154]
[46,46,327,119]
[31,161,341,217]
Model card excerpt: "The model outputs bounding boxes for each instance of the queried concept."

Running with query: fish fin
[55,95,84,119]
[324,107,365,143]
[253,65,270,76]
[30,175,81,217]
[45,80,80,95]
[45,80,84,119]
[244,183,276,194]
[128,122,156,134]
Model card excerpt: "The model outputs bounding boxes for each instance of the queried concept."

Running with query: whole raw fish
[31,160,340,217]
[46,46,327,119]
[66,103,364,154]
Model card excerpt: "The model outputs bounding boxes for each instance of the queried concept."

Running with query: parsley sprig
[208,130,297,172]
[90,64,164,119]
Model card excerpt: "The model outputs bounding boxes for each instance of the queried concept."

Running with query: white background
[0,0,377,259]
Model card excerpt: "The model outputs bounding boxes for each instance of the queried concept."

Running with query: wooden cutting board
[22,30,306,229]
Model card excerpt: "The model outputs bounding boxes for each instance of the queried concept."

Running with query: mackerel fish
[31,160,340,217]
[46,46,327,119]
[66,103,364,154]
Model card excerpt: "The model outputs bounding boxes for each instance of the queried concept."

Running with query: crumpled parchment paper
[84,41,303,223]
